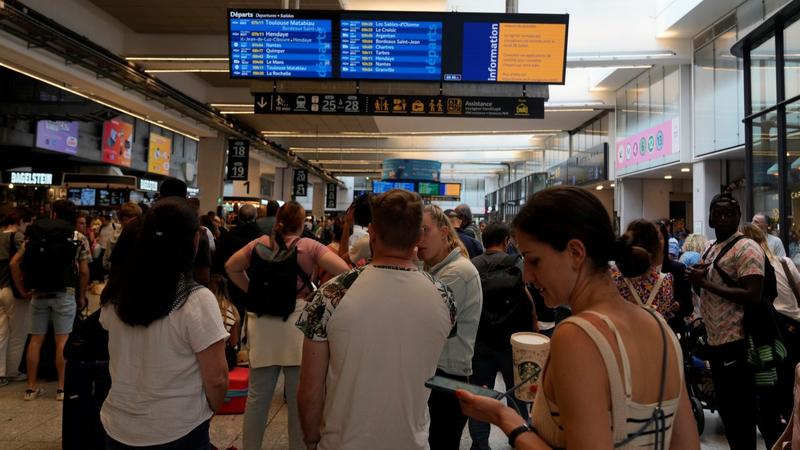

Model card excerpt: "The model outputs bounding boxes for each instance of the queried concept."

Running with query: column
[618,178,643,231]
[197,136,226,215]
[312,182,325,217]
[692,160,722,238]
[273,168,295,202]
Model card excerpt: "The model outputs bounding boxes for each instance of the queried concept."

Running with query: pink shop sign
[615,118,679,171]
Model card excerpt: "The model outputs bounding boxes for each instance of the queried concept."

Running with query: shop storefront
[733,0,800,261]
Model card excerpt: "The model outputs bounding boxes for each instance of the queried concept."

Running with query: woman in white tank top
[456,186,700,450]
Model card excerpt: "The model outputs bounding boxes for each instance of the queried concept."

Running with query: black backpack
[22,219,78,292]
[246,237,314,321]
[477,254,534,348]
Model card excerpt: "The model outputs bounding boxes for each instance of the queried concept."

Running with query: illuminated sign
[138,178,159,192]
[9,172,54,185]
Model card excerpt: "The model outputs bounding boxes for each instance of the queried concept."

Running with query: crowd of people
[3,179,800,449]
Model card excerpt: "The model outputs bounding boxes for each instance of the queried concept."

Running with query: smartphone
[425,375,504,400]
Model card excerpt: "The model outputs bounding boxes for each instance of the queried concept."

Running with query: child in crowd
[208,275,240,369]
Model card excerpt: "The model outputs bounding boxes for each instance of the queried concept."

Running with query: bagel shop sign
[4,171,55,185]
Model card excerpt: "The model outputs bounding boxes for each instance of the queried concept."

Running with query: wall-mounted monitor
[68,188,97,207]
[418,182,440,196]
[228,9,568,84]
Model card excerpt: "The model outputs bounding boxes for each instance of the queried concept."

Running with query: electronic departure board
[229,11,332,78]
[228,9,568,84]
[340,19,442,80]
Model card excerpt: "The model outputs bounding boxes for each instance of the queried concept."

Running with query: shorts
[30,291,76,335]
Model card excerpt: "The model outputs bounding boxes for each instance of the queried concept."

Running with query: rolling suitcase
[62,359,111,449]
[218,367,249,415]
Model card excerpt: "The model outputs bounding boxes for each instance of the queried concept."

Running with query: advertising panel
[35,120,79,155]
[615,118,679,171]
[382,159,441,182]
[147,133,172,175]
[101,119,133,167]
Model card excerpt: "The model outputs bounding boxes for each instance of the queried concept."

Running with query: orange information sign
[497,23,567,83]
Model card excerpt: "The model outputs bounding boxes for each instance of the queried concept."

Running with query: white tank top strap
[581,311,634,400]
[621,278,642,305]
[559,315,629,443]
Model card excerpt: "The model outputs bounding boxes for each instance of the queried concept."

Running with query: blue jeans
[468,342,530,450]
[106,420,210,449]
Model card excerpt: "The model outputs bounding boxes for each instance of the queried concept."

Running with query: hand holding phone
[425,375,504,400]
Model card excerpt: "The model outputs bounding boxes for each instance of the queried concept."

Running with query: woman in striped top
[456,186,699,450]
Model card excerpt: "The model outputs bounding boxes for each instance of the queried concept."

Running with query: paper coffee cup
[510,332,550,402]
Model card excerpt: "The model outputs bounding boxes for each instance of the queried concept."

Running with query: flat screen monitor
[67,188,82,205]
[372,181,394,194]
[418,182,440,196]
[393,182,415,191]
[229,11,333,79]
[340,18,442,80]
[97,189,111,206]
[442,183,461,196]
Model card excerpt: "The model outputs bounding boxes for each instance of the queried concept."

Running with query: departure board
[229,12,332,78]
[227,9,568,84]
[340,20,442,80]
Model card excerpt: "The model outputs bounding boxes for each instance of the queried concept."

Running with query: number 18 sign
[227,139,249,181]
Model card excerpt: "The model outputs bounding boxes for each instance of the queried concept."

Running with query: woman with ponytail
[417,204,482,449]
[610,219,678,320]
[455,186,699,450]
[225,201,349,450]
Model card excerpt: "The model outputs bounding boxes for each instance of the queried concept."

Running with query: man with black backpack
[10,200,89,401]
[687,193,784,450]
[467,223,535,450]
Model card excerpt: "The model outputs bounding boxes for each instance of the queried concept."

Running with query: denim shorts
[30,291,76,335]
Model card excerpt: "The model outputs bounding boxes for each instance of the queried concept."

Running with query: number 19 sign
[227,139,249,181]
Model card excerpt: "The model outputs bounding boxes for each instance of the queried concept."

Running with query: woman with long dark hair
[226,201,349,450]
[99,198,229,448]
[456,186,699,450]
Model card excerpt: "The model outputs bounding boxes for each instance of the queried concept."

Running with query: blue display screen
[229,15,332,78]
[340,20,441,80]
[394,182,415,191]
[372,181,415,193]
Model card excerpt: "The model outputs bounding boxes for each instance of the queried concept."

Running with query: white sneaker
[24,386,44,401]
[7,373,27,382]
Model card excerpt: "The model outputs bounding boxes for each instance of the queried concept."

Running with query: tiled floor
[0,374,766,450]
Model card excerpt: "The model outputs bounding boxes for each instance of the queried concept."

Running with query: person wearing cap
[445,209,483,259]
[687,192,782,449]
[667,237,680,261]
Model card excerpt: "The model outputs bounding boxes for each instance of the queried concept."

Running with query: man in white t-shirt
[297,189,456,450]
[753,213,787,258]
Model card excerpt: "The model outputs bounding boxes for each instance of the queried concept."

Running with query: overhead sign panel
[229,11,332,79]
[228,9,568,84]
[227,139,250,181]
[340,19,442,80]
[254,92,543,119]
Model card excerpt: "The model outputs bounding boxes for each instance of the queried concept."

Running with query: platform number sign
[226,139,249,181]
[326,183,337,209]
[293,169,308,197]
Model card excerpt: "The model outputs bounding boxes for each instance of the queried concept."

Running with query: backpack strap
[780,258,800,308]
[708,235,747,288]
[289,237,315,295]
[645,272,667,307]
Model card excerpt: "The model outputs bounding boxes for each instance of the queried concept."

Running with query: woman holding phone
[457,186,699,450]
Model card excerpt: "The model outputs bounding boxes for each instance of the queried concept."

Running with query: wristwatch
[507,423,532,448]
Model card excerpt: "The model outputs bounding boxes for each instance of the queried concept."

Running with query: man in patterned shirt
[688,192,781,450]
[296,189,457,450]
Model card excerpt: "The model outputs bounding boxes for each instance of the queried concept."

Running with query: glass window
[752,110,780,235]
[751,35,778,111]
[651,66,664,123]
[664,65,681,119]
[694,41,715,154]
[626,80,638,135]
[637,72,651,131]
[716,29,742,149]
[737,0,764,39]
[616,87,627,137]
[786,101,800,260]
[784,18,800,99]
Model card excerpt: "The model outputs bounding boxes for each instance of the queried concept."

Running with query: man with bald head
[752,213,786,258]
[213,203,263,316]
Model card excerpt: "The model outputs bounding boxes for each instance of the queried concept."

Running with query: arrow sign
[256,96,268,110]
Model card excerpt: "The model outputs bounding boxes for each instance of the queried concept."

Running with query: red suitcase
[218,367,249,415]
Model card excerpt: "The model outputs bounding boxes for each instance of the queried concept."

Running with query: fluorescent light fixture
[264,130,563,138]
[145,69,229,73]
[567,51,675,62]
[546,108,595,112]
[545,101,605,107]
[210,103,252,108]
[664,175,673,180]
[0,61,200,141]
[292,147,540,153]
[681,167,691,173]
[219,111,255,114]
[126,57,230,61]
[610,183,615,187]
[595,185,603,190]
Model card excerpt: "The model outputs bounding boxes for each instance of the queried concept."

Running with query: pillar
[197,136,225,216]
[274,167,295,202]
[312,182,325,217]
[692,160,722,238]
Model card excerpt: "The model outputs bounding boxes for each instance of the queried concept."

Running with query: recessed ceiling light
[595,185,603,190]
[664,175,673,180]
[609,183,615,187]
[681,167,691,173]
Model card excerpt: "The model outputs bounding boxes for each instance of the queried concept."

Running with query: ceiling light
[567,51,675,62]
[219,111,255,114]
[546,108,595,112]
[610,183,615,187]
[126,57,229,61]
[8,184,13,189]
[0,61,200,141]
[595,185,603,190]
[263,130,563,138]
[681,167,691,172]
[210,103,252,108]
[664,175,673,180]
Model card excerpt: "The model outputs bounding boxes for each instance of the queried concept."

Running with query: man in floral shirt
[296,189,456,450]
[688,193,781,450]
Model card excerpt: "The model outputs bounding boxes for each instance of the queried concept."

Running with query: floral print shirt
[610,264,677,320]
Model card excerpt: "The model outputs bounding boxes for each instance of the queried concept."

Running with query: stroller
[675,317,717,435]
